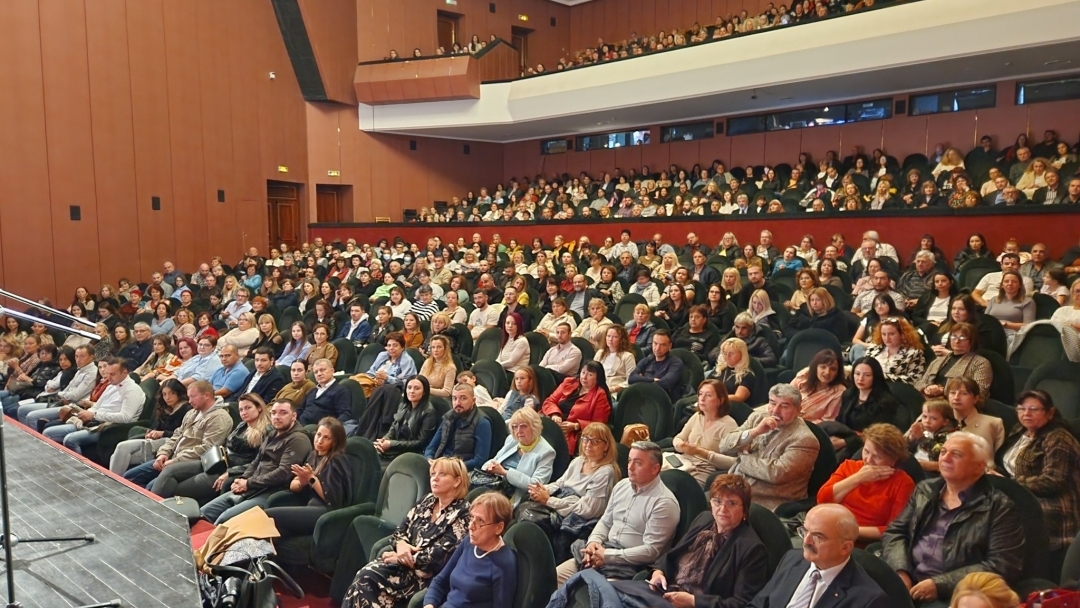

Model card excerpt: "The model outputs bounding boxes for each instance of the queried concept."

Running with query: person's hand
[664,591,695,608]
[528,483,550,504]
[77,410,95,423]
[231,478,248,494]
[145,430,165,440]
[395,540,417,567]
[923,384,944,398]
[931,345,950,358]
[907,420,925,440]
[375,370,388,380]
[830,437,847,450]
[648,570,667,591]
[291,463,315,486]
[853,464,894,484]
[752,415,781,438]
[374,438,389,453]
[212,472,229,491]
[484,461,507,477]
[557,420,577,433]
[910,579,938,602]
[152,455,169,471]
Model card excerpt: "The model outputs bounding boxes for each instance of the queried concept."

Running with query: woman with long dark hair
[827,357,898,459]
[266,417,353,540]
[109,378,192,474]
[541,360,612,453]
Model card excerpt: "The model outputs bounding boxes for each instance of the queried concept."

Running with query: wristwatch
[309,476,317,486]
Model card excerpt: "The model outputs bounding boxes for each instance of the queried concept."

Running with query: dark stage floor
[0,421,201,607]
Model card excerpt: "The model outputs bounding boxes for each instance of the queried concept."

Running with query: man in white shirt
[849,231,899,267]
[468,289,501,340]
[608,229,639,261]
[539,324,582,379]
[972,253,1035,307]
[748,504,889,608]
[43,357,144,455]
[220,288,252,327]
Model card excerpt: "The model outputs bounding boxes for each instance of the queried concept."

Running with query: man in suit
[718,384,819,510]
[749,503,890,608]
[298,358,354,429]
[236,347,286,404]
[690,250,720,288]
[1031,170,1066,205]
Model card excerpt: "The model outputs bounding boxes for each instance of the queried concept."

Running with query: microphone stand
[0,294,116,607]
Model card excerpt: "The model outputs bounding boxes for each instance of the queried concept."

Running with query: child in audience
[455,371,493,408]
[906,398,957,472]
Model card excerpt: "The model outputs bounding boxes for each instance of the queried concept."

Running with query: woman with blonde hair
[219,311,259,357]
[748,289,780,335]
[246,313,284,359]
[865,316,926,383]
[948,573,1019,608]
[1016,157,1051,197]
[721,267,742,296]
[573,298,614,351]
[595,326,636,395]
[657,252,681,282]
[712,338,754,403]
[985,270,1034,347]
[419,335,456,399]
[932,147,966,178]
[170,308,197,341]
[480,407,555,507]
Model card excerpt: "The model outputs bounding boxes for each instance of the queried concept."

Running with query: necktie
[788,569,822,608]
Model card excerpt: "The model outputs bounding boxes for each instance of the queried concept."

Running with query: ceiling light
[1044,59,1073,66]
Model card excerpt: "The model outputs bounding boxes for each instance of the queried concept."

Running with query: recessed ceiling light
[1045,59,1073,66]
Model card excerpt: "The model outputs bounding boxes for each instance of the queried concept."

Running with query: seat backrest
[504,521,558,608]
[340,378,368,420]
[615,442,629,477]
[986,476,1050,580]
[1033,293,1062,320]
[660,469,709,544]
[472,359,509,398]
[1010,324,1066,369]
[570,337,595,362]
[451,323,473,361]
[540,416,571,481]
[614,382,674,441]
[887,381,925,433]
[728,401,752,425]
[748,357,768,407]
[480,406,508,459]
[616,293,647,323]
[783,329,843,370]
[530,365,557,402]
[1025,361,1080,419]
[344,437,383,508]
[524,332,549,366]
[748,503,793,578]
[851,549,915,608]
[404,348,425,372]
[473,326,503,362]
[332,338,358,372]
[976,349,1015,405]
[278,306,301,330]
[670,348,703,394]
[1061,529,1080,586]
[377,453,432,526]
[355,343,385,375]
[983,398,1019,431]
[804,421,839,498]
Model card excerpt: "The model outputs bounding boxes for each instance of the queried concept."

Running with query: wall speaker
[69,206,81,221]
[151,196,161,211]
[463,144,471,154]
[217,189,226,203]
[895,99,907,115]
[715,122,724,135]
[409,140,417,151]
[489,3,496,13]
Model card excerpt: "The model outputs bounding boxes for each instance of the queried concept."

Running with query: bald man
[748,504,890,608]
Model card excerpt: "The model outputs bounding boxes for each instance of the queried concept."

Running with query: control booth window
[541,138,570,155]
[577,130,651,151]
[661,122,714,142]
[1017,75,1080,105]
[909,86,996,116]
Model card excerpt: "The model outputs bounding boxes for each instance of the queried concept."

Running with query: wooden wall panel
[763,130,801,166]
[0,0,54,299]
[39,0,101,297]
[86,0,142,285]
[298,0,358,104]
[196,0,238,255]
[881,114,928,158]
[127,0,177,277]
[926,112,978,155]
[730,132,765,167]
[698,133,730,169]
[667,139,701,173]
[839,121,884,159]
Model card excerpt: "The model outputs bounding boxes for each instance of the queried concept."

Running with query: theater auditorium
[2,0,1080,606]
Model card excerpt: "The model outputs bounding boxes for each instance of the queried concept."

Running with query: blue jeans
[17,402,51,425]
[43,424,99,455]
[1,395,22,418]
[122,460,161,488]
[201,491,273,525]
[24,407,61,431]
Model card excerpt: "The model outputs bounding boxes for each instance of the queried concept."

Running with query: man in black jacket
[200,397,312,524]
[749,503,890,608]
[236,347,286,404]
[298,358,353,428]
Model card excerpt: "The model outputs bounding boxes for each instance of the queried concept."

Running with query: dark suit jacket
[1032,186,1066,205]
[748,549,891,608]
[694,265,721,288]
[299,381,353,425]
[236,367,286,403]
[652,514,768,608]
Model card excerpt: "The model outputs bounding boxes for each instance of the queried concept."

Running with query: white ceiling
[360,0,1080,142]
[545,0,597,5]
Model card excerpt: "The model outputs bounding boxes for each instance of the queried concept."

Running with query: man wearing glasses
[749,503,890,608]
[220,288,252,327]
[717,384,819,511]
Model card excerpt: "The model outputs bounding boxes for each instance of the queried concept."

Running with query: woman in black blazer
[610,474,769,608]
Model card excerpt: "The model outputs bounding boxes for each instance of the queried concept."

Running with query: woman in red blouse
[817,423,915,543]
[540,360,612,453]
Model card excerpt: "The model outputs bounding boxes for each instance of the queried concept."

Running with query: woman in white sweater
[218,312,259,357]
[495,312,530,373]
[593,325,636,395]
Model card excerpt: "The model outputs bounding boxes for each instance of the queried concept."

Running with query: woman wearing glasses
[996,390,1080,573]
[476,408,554,508]
[608,474,769,608]
[422,492,516,608]
[915,322,993,401]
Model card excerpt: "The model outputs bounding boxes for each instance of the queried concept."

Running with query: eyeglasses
[580,436,607,445]
[710,498,742,510]
[469,518,499,529]
[949,335,970,341]
[1016,406,1046,414]
[795,526,830,543]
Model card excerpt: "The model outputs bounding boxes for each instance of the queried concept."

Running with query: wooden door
[267,182,301,251]
[437,15,457,51]
[316,187,341,223]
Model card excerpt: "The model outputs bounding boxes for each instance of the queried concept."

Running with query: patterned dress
[343,494,470,608]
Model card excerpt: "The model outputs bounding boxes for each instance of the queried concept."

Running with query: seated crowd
[411,129,1080,224]
[3,218,1080,608]
[384,0,906,78]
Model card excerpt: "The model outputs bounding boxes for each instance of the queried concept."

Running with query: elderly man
[1032,170,1065,205]
[119,323,153,370]
[555,441,679,585]
[424,383,492,471]
[971,253,1035,307]
[539,323,582,380]
[852,271,906,317]
[718,384,819,510]
[756,231,781,266]
[882,433,1024,603]
[565,273,599,321]
[220,288,252,327]
[749,504,890,608]
[1009,147,1032,185]
[43,357,145,455]
[681,232,711,258]
[897,251,937,305]
[125,380,232,490]
[299,358,353,427]
[200,398,313,524]
[1020,243,1062,291]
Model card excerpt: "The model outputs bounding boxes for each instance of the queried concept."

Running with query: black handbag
[468,469,512,496]
[201,446,229,476]
[201,556,303,608]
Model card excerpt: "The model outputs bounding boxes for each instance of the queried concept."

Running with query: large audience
[411,129,1080,224]
[4,179,1080,607]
